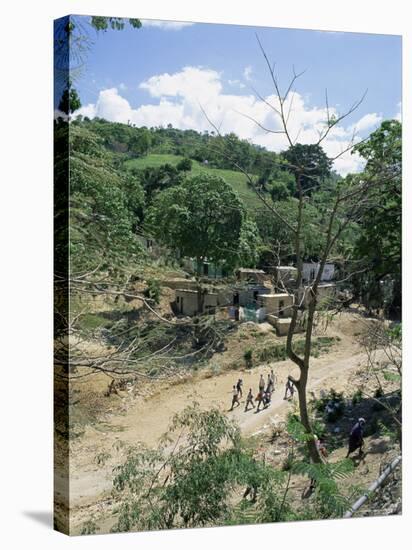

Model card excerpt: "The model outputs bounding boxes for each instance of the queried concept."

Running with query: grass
[124,154,265,211]
[256,336,338,363]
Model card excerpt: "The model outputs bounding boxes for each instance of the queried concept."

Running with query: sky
[61,15,402,175]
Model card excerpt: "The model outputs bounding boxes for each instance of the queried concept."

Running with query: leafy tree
[134,164,183,203]
[282,143,332,195]
[109,406,357,532]
[176,157,193,172]
[90,17,142,31]
[270,180,290,202]
[58,85,81,115]
[128,128,152,157]
[67,124,143,275]
[146,174,246,273]
[352,120,401,315]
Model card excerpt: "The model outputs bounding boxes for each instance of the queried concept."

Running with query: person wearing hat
[346,418,366,458]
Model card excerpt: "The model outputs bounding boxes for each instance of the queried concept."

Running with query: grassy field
[124,154,265,211]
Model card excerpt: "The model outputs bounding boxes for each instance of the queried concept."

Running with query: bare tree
[200,35,399,463]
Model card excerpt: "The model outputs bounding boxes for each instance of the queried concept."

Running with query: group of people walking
[230,369,296,413]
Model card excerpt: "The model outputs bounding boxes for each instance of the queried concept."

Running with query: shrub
[244,349,253,369]
[176,157,193,171]
[312,388,345,422]
[351,388,363,405]
[144,278,161,304]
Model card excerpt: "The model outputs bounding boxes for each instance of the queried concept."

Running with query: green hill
[124,154,264,211]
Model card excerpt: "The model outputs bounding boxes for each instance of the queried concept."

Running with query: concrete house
[273,266,298,290]
[175,289,219,316]
[236,268,267,284]
[302,262,335,283]
[298,282,336,308]
[257,293,297,336]
[258,293,294,317]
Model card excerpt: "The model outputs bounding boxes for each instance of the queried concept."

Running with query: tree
[201,36,375,465]
[352,120,401,316]
[282,143,332,195]
[146,174,246,272]
[134,164,183,203]
[58,85,81,116]
[176,157,193,172]
[128,128,152,157]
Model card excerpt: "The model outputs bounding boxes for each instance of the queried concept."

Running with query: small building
[258,293,294,318]
[174,289,218,316]
[302,262,335,284]
[236,268,268,285]
[274,266,298,290]
[299,283,336,308]
[181,258,228,279]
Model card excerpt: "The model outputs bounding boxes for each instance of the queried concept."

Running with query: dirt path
[67,341,368,520]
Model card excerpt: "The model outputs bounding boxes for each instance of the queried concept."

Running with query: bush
[244,349,253,368]
[144,278,161,304]
[176,157,193,171]
[351,388,363,405]
[312,389,345,422]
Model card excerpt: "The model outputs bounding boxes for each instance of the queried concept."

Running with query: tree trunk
[296,369,322,463]
[196,256,205,314]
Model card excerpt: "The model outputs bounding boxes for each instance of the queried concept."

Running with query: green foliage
[90,17,142,32]
[176,157,193,171]
[144,278,161,304]
[293,459,354,517]
[146,173,254,270]
[312,388,345,421]
[128,127,152,157]
[58,85,81,115]
[351,388,363,405]
[256,337,337,363]
[282,143,332,195]
[270,180,290,202]
[64,123,144,276]
[125,153,263,211]
[352,120,401,313]
[243,349,253,368]
[132,163,183,203]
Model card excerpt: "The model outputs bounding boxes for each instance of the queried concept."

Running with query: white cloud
[139,66,222,102]
[243,66,253,81]
[74,67,380,175]
[141,19,194,30]
[349,112,382,133]
[228,79,246,89]
[118,82,127,91]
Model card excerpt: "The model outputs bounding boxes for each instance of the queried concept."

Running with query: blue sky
[62,15,402,174]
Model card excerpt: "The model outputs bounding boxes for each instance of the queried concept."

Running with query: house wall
[259,294,293,317]
[302,262,335,283]
[175,290,218,316]
[298,283,336,308]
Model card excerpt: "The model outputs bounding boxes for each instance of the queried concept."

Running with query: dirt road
[67,345,368,519]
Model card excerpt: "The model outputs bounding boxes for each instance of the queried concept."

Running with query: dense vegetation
[61,115,400,315]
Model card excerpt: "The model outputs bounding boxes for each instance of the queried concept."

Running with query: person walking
[346,418,366,458]
[266,369,275,394]
[284,377,295,400]
[244,388,255,411]
[259,374,265,393]
[236,378,243,398]
[230,385,240,411]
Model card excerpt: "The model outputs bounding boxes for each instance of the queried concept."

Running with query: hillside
[124,153,264,211]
